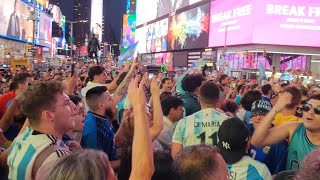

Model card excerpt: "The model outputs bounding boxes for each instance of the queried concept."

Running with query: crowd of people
[0,58,319,180]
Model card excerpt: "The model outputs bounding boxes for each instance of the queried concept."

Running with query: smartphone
[71,63,75,77]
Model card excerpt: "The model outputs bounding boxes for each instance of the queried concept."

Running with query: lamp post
[66,20,88,58]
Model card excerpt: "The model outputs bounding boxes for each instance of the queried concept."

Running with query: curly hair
[295,149,320,180]
[21,81,65,125]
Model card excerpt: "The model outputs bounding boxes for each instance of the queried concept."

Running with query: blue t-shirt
[247,124,288,175]
[81,112,117,160]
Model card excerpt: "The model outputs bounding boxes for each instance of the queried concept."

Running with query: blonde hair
[47,149,111,180]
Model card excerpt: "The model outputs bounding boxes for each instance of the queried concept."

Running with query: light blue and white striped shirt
[172,108,229,148]
[228,156,272,180]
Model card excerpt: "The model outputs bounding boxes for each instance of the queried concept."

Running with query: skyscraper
[73,0,90,46]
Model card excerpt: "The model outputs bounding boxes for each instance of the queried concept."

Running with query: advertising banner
[0,0,34,42]
[122,14,136,52]
[209,0,320,47]
[168,3,210,50]
[136,0,202,26]
[90,0,103,42]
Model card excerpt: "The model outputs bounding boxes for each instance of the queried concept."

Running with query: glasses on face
[303,103,320,115]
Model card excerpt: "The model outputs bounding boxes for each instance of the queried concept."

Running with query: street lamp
[65,20,88,58]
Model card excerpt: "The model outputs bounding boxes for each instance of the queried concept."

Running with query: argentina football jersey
[172,108,229,148]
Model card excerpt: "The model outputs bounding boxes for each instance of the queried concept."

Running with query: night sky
[60,0,74,21]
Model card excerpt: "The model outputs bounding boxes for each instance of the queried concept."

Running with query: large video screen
[209,0,320,47]
[0,0,34,42]
[136,0,203,26]
[122,14,136,52]
[37,12,52,47]
[146,18,168,53]
[135,26,147,54]
[90,0,103,42]
[168,3,210,50]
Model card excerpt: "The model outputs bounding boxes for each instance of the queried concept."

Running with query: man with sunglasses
[252,93,320,171]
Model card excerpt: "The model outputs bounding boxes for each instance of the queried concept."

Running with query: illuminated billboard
[209,0,320,47]
[90,0,103,42]
[38,12,52,47]
[168,3,210,50]
[136,0,203,26]
[0,0,34,42]
[122,14,136,52]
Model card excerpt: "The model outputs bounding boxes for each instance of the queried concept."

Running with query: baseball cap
[251,100,272,117]
[217,118,249,164]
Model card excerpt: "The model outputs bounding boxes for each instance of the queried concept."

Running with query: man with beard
[81,86,120,169]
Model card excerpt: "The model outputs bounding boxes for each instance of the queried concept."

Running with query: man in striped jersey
[217,118,272,180]
[7,81,76,180]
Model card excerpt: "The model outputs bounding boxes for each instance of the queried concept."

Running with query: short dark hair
[161,78,172,89]
[173,144,220,180]
[222,100,238,114]
[237,84,245,94]
[12,73,32,90]
[199,81,220,106]
[250,84,260,90]
[219,74,228,83]
[88,66,105,81]
[85,86,107,111]
[161,77,171,84]
[240,90,263,111]
[21,81,65,125]
[69,95,82,106]
[152,151,174,180]
[161,96,183,116]
[181,74,204,93]
[282,86,302,109]
[262,84,272,95]
[160,91,173,101]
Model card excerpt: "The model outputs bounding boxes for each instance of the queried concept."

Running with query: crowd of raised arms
[0,59,320,180]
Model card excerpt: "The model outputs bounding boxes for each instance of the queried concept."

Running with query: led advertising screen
[209,0,320,47]
[122,14,136,52]
[136,0,203,26]
[146,18,168,53]
[90,0,103,42]
[135,26,147,53]
[0,0,34,42]
[168,3,210,50]
[37,12,52,47]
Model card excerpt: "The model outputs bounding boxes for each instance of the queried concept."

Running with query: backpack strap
[31,145,68,179]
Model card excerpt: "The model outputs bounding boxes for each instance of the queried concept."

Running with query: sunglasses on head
[303,103,320,115]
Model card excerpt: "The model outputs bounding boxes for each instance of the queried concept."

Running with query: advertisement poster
[146,18,168,53]
[168,3,210,50]
[90,0,103,42]
[0,0,34,42]
[136,0,202,26]
[122,14,136,52]
[209,0,320,47]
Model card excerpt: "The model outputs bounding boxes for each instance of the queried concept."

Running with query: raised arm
[128,77,154,180]
[149,77,163,141]
[112,59,138,104]
[251,92,295,147]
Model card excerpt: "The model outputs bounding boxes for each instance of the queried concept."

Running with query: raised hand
[274,92,293,113]
[128,76,147,107]
[150,77,161,96]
